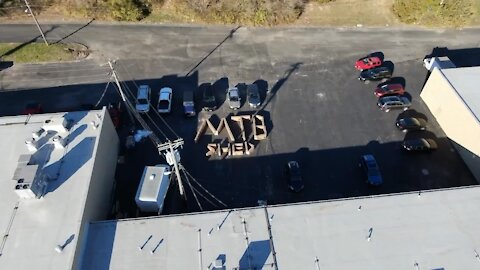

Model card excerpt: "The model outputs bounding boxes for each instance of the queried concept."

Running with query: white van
[135,165,171,213]
[136,85,151,113]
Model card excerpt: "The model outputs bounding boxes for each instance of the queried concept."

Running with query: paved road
[1,24,479,215]
[1,24,480,88]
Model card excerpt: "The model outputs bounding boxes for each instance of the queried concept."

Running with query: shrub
[392,0,475,26]
[178,0,305,25]
[107,0,147,21]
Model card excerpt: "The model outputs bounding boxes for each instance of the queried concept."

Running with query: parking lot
[1,26,478,217]
[111,54,476,216]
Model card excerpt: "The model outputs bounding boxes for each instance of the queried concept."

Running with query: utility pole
[168,141,185,197]
[24,0,48,46]
[107,60,186,198]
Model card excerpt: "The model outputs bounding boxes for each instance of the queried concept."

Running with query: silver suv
[227,87,241,110]
[377,95,411,112]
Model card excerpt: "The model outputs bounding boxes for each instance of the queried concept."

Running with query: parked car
[359,155,383,186]
[285,161,304,192]
[358,67,392,82]
[247,83,261,108]
[374,83,405,97]
[377,95,411,112]
[183,89,195,117]
[201,83,217,111]
[157,87,173,113]
[396,117,427,132]
[22,102,43,115]
[227,87,241,110]
[136,85,151,113]
[402,138,438,152]
[355,56,382,70]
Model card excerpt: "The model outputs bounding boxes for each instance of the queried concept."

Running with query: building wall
[72,108,119,269]
[421,69,480,182]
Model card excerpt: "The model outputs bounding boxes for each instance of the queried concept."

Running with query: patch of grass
[0,43,77,63]
[392,0,475,27]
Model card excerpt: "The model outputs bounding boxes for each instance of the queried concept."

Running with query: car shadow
[213,77,229,109]
[382,61,395,74]
[379,77,406,88]
[369,51,385,61]
[402,92,413,102]
[253,79,268,106]
[235,82,248,109]
[404,130,438,140]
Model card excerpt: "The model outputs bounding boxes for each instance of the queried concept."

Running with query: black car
[358,67,392,82]
[285,161,304,192]
[200,83,216,111]
[402,138,438,152]
[396,117,427,132]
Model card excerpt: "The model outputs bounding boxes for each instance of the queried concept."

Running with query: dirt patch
[296,0,401,26]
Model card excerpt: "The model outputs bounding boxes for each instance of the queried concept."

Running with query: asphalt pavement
[0,24,478,216]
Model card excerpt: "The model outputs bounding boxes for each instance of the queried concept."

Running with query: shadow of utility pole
[0,26,57,58]
[185,25,242,76]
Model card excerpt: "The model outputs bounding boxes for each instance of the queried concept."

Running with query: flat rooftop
[83,186,480,269]
[0,109,106,270]
[442,66,480,122]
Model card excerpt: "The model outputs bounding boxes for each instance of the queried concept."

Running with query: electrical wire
[181,169,203,211]
[94,81,110,108]
[180,165,227,207]
[118,79,169,141]
[117,62,181,139]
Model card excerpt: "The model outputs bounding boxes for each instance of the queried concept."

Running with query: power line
[117,62,181,139]
[108,60,186,197]
[180,165,227,208]
[182,169,203,211]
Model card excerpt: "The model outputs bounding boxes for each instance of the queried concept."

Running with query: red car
[22,102,43,115]
[374,83,405,97]
[355,56,382,70]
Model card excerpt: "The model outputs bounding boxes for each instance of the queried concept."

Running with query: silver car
[247,84,261,108]
[227,87,241,110]
[377,95,411,112]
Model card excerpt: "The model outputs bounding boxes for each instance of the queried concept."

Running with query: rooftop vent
[52,135,65,149]
[32,128,45,140]
[25,138,37,152]
[42,117,69,133]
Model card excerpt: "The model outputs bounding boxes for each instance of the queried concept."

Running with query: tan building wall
[421,68,480,182]
[421,68,480,157]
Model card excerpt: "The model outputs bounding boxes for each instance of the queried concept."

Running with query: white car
[157,87,173,113]
[136,85,151,113]
[227,87,241,110]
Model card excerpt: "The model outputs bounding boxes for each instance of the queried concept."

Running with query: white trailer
[135,165,171,213]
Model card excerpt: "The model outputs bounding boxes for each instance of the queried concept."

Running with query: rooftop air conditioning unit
[12,164,47,199]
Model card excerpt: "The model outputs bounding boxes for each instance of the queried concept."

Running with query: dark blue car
[360,155,383,186]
